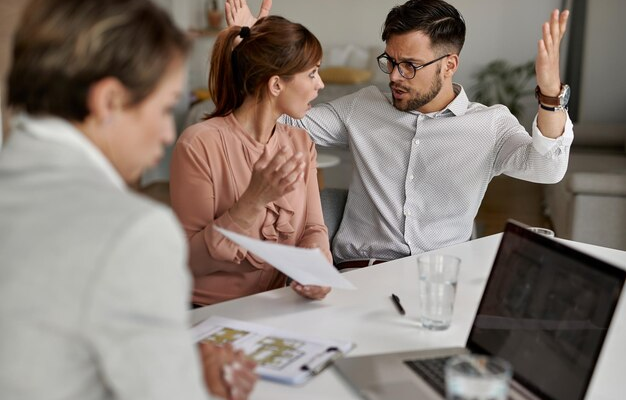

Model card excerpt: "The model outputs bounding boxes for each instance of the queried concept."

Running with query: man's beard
[391,65,443,112]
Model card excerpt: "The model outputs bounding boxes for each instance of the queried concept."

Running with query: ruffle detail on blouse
[260,198,296,241]
[246,198,295,268]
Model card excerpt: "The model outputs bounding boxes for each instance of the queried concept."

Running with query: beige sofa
[544,123,626,250]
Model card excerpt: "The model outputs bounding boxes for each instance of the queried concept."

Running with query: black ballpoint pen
[391,293,406,315]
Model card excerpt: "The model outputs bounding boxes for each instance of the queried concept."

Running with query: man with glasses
[230,0,573,268]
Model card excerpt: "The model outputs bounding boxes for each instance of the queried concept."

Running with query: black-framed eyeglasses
[376,53,450,79]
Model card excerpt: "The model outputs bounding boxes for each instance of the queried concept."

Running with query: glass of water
[417,254,461,330]
[445,354,512,400]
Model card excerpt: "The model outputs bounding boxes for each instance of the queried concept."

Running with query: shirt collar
[12,113,127,191]
[445,83,469,116]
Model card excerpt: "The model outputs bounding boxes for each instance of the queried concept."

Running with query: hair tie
[239,27,250,39]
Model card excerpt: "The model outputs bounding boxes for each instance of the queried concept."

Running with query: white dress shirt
[283,84,573,263]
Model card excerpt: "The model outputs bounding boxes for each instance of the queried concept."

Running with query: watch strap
[535,84,563,107]
[539,103,567,112]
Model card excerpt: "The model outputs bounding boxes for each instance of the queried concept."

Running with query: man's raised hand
[225,0,272,28]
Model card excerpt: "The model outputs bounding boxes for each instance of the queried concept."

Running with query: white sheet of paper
[215,227,356,290]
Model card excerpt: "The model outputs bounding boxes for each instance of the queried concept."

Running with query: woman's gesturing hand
[230,146,306,228]
[245,146,305,207]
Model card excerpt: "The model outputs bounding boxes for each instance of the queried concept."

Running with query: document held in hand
[193,316,355,385]
[215,226,356,290]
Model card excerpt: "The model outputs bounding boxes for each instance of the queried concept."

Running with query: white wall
[184,0,560,127]
[246,0,559,87]
[152,0,191,29]
[159,0,625,125]
[0,88,3,149]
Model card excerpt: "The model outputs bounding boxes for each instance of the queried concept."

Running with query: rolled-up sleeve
[494,110,574,184]
[531,112,574,157]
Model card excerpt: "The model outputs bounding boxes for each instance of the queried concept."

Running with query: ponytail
[208,27,243,118]
[207,16,323,119]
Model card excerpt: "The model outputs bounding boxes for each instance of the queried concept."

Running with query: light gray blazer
[0,118,210,400]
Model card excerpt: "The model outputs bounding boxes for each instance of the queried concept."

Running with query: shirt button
[409,174,414,180]
[407,240,412,246]
[414,139,420,145]
[404,210,412,216]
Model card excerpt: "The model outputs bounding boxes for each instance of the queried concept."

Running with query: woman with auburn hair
[0,0,256,399]
[170,15,331,306]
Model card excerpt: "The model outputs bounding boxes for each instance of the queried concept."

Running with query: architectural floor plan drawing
[193,316,354,384]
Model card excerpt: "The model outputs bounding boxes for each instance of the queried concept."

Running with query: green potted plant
[471,59,535,118]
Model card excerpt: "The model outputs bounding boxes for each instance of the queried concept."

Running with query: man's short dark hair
[382,0,466,55]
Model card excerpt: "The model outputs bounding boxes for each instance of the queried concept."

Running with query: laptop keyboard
[404,356,450,396]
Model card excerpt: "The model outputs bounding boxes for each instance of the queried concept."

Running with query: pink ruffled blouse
[170,114,331,305]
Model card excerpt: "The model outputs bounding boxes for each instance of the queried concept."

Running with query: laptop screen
[467,221,625,400]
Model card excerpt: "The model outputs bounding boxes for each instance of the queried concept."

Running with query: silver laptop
[335,220,625,400]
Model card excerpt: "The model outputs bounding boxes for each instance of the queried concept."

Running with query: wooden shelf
[188,28,221,38]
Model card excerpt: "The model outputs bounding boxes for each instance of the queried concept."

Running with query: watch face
[560,84,571,106]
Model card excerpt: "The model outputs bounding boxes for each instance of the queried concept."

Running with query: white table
[191,234,626,400]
